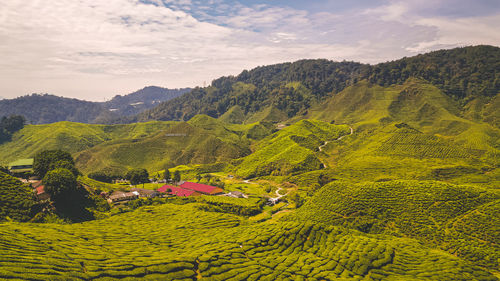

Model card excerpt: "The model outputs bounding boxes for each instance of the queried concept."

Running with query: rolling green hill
[0,203,497,280]
[132,46,499,126]
[233,120,350,178]
[0,116,276,174]
[289,180,500,269]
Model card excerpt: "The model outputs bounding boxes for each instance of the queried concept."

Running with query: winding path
[318,126,353,152]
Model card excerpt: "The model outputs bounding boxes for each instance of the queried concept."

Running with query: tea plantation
[0,172,38,222]
[0,203,497,280]
[290,180,500,269]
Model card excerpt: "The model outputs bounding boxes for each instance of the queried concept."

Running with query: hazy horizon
[1,0,499,101]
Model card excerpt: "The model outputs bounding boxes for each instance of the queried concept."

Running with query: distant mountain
[133,45,500,125]
[0,87,190,124]
[103,86,191,117]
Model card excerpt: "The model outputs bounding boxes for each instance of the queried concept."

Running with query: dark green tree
[173,170,181,184]
[1,115,25,133]
[33,150,75,178]
[164,169,171,181]
[43,168,77,202]
[126,168,149,186]
[88,171,113,183]
[48,160,80,177]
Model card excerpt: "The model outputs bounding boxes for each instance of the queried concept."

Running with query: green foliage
[173,170,181,183]
[33,149,75,178]
[0,204,496,280]
[234,120,350,178]
[0,88,189,124]
[289,180,500,269]
[0,171,38,222]
[0,115,25,143]
[134,46,500,125]
[88,171,114,183]
[43,168,78,201]
[126,168,149,186]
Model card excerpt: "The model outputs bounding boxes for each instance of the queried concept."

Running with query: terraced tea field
[0,203,497,280]
[290,180,500,269]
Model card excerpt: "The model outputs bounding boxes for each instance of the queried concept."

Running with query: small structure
[225,190,247,198]
[35,185,50,201]
[107,190,139,204]
[157,185,201,197]
[179,182,223,195]
[130,188,159,198]
[8,158,34,174]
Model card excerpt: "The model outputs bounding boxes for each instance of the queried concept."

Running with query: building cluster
[106,181,227,204]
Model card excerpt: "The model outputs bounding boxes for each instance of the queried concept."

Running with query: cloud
[0,0,499,100]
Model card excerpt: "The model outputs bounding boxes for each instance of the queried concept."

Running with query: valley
[0,46,499,280]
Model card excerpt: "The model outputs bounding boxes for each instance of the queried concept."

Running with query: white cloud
[0,0,499,100]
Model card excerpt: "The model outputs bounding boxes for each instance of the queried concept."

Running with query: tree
[49,160,80,177]
[88,171,113,183]
[43,168,77,202]
[1,115,25,133]
[173,170,181,184]
[164,169,171,181]
[126,168,149,186]
[33,150,75,178]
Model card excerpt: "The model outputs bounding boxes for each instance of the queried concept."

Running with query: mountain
[0,87,190,124]
[133,45,500,126]
[102,86,191,117]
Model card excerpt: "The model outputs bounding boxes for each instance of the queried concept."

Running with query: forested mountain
[103,86,191,117]
[133,45,499,124]
[0,87,189,124]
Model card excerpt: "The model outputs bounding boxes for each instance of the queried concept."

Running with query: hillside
[289,180,500,269]
[134,45,500,125]
[0,116,276,174]
[0,172,38,222]
[233,120,350,178]
[0,203,497,280]
[0,87,189,124]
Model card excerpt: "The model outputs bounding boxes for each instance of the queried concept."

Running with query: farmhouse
[180,182,223,195]
[130,188,159,198]
[157,185,201,197]
[8,158,34,174]
[107,190,140,204]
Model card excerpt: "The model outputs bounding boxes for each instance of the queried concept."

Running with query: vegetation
[33,149,77,178]
[0,87,189,124]
[0,203,496,280]
[133,46,500,125]
[126,168,149,186]
[289,180,500,269]
[233,120,350,178]
[0,115,25,143]
[0,46,499,279]
[0,172,38,222]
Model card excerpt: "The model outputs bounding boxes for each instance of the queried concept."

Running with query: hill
[0,171,38,222]
[0,202,497,280]
[0,116,275,174]
[233,119,350,178]
[133,45,500,125]
[289,180,500,269]
[0,87,189,124]
[102,86,190,117]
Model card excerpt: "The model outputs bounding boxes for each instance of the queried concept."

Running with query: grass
[0,203,496,280]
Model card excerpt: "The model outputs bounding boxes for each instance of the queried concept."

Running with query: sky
[0,0,499,101]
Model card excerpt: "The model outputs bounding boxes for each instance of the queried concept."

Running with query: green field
[289,180,500,269]
[1,203,497,281]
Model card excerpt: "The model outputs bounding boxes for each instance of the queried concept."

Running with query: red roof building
[157,185,201,197]
[179,182,223,195]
